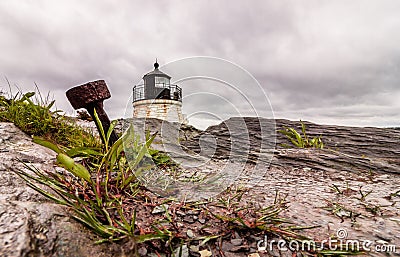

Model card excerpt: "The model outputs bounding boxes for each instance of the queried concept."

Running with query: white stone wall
[133,99,187,124]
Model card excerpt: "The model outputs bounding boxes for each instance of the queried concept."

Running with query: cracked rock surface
[1,118,400,256]
[0,123,115,257]
[183,118,400,256]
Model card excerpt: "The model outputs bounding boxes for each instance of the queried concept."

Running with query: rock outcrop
[184,117,400,174]
[0,123,118,257]
[1,117,400,256]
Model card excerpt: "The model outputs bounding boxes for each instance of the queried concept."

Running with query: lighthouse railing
[133,84,182,102]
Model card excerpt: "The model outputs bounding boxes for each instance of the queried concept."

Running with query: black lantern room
[133,61,182,102]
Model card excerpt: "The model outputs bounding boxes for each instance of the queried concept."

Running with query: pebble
[174,244,189,257]
[231,238,243,246]
[199,249,212,257]
[138,247,147,256]
[186,229,195,238]
[151,204,169,214]
[189,244,199,253]
[249,235,261,242]
[222,242,234,251]
[230,245,250,252]
[376,239,389,245]
[176,210,185,216]
[188,210,200,215]
[223,252,239,257]
[183,216,195,223]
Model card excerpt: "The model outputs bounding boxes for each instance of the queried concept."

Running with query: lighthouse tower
[132,61,186,123]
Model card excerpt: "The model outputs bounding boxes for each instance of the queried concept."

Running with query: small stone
[248,248,258,253]
[248,254,260,257]
[186,229,195,238]
[176,210,185,216]
[152,204,169,214]
[187,209,200,215]
[189,244,199,253]
[35,233,47,241]
[183,216,195,223]
[198,218,206,224]
[376,239,389,245]
[231,238,243,246]
[249,235,261,241]
[222,242,234,251]
[199,249,212,257]
[230,245,249,252]
[223,253,237,257]
[138,247,147,256]
[174,244,189,257]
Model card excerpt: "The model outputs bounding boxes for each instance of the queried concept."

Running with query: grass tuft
[0,86,100,148]
[279,120,324,149]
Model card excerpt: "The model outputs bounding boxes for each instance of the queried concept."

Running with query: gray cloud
[0,0,399,129]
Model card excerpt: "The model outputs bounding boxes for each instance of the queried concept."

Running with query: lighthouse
[132,61,186,123]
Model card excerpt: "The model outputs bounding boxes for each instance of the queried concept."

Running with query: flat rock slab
[184,117,400,174]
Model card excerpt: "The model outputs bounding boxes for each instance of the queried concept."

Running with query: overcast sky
[1,0,399,129]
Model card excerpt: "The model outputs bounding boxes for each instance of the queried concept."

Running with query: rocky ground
[1,118,399,256]
[0,122,121,256]
[183,118,400,256]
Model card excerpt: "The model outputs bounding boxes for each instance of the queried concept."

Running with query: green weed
[357,186,372,201]
[389,189,400,199]
[0,87,99,148]
[279,120,324,149]
[16,110,161,243]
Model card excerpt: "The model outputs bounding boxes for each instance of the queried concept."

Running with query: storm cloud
[0,0,399,129]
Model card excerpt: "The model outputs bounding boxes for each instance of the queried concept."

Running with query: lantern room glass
[155,76,170,88]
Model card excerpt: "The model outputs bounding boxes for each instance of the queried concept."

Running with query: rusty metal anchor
[66,80,119,146]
